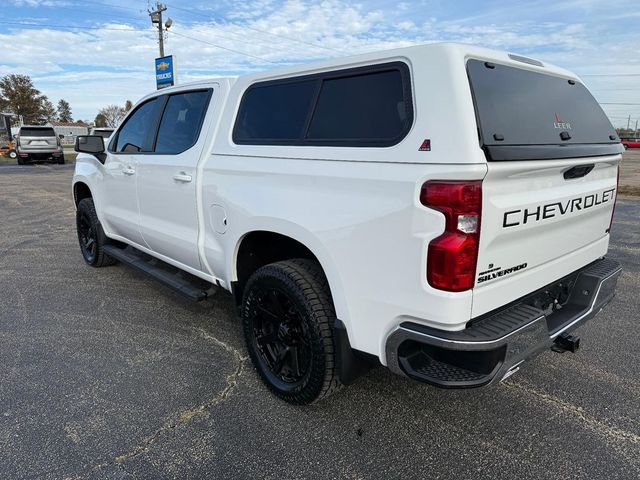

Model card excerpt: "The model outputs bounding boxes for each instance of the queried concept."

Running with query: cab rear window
[467,59,621,160]
[20,127,56,137]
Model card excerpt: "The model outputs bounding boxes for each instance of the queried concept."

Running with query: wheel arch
[73,181,93,207]
[230,228,350,324]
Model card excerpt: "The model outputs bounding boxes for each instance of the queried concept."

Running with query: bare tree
[98,105,126,128]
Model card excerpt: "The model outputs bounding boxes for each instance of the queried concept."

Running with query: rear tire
[241,259,342,405]
[8,149,17,159]
[76,198,116,267]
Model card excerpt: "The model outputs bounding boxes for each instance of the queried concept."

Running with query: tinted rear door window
[155,90,212,154]
[467,59,618,149]
[307,69,408,143]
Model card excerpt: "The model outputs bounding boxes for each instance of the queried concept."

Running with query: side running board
[103,245,212,301]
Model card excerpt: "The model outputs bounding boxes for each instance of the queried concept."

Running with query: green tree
[57,99,73,123]
[0,74,50,124]
[94,113,107,127]
[41,98,57,123]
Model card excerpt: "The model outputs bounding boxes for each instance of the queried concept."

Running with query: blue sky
[2,0,639,126]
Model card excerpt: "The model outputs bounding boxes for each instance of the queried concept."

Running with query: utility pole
[149,2,168,57]
[627,114,631,130]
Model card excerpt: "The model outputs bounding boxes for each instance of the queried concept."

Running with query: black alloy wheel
[251,287,313,388]
[77,208,98,264]
[241,259,342,404]
[75,198,116,267]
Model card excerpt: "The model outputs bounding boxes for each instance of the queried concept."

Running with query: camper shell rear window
[466,59,622,160]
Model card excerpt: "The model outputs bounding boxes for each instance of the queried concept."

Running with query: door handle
[123,167,135,175]
[173,172,192,183]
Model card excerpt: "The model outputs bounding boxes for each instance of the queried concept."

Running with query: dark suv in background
[16,126,65,164]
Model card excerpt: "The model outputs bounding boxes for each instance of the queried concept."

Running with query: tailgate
[475,157,618,312]
[23,136,57,149]
[19,127,58,151]
[466,57,622,317]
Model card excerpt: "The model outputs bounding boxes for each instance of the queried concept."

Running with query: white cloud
[397,21,417,31]
[11,0,71,6]
[1,0,638,124]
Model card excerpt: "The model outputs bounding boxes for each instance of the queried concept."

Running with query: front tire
[76,198,116,267]
[241,259,342,404]
[56,155,65,164]
[17,154,26,165]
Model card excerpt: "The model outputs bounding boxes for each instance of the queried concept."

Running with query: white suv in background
[89,127,115,142]
[17,125,65,164]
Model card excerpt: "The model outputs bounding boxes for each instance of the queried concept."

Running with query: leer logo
[553,113,571,130]
[157,61,170,71]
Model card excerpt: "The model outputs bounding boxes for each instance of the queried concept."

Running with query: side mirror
[75,135,106,162]
[59,134,65,139]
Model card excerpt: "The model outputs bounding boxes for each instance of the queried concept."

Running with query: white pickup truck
[73,43,623,404]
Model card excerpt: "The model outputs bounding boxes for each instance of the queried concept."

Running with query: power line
[163,2,346,55]
[600,102,640,106]
[35,5,146,25]
[3,20,287,65]
[591,87,640,91]
[77,0,147,12]
[80,0,343,55]
[3,21,154,33]
[168,30,279,64]
[581,73,640,77]
[44,0,145,13]
[187,26,287,50]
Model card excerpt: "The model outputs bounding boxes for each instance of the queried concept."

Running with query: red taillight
[421,181,482,292]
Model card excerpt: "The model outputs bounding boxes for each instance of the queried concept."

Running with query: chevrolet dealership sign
[155,55,177,89]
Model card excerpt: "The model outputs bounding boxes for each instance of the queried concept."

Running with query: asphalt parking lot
[1,165,639,480]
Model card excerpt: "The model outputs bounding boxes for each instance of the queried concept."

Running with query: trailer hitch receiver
[552,332,580,353]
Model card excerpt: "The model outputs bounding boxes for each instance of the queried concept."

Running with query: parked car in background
[16,125,65,164]
[621,139,640,149]
[89,127,115,141]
